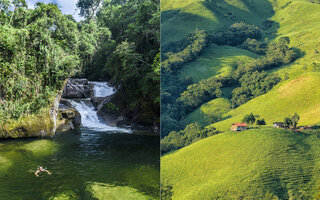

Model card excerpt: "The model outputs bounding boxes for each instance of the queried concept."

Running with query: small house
[273,122,284,128]
[231,123,248,131]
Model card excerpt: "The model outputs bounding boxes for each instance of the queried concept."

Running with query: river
[0,81,160,200]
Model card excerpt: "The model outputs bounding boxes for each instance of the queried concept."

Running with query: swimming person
[34,166,51,177]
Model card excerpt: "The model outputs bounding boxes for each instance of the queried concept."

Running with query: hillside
[161,0,274,45]
[163,0,320,128]
[177,44,257,82]
[162,128,320,199]
[211,73,320,131]
[161,0,320,199]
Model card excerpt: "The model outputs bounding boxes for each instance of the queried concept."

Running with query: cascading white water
[68,82,130,133]
[89,81,115,97]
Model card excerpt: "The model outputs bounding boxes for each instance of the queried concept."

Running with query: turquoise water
[0,128,160,199]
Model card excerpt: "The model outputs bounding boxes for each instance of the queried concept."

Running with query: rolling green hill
[161,0,274,45]
[169,0,320,127]
[161,0,320,199]
[210,73,320,131]
[177,44,257,82]
[162,128,320,199]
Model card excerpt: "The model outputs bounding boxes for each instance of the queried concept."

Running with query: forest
[0,0,160,127]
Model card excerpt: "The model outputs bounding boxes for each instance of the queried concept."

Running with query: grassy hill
[161,0,274,45]
[165,0,320,128]
[161,0,320,199]
[162,127,320,199]
[177,44,257,82]
[210,73,320,131]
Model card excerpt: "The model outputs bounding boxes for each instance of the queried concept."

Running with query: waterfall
[68,81,130,133]
[89,81,115,97]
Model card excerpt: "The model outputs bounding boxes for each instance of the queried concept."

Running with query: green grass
[210,73,320,131]
[177,44,258,82]
[266,0,320,78]
[162,127,320,199]
[161,0,320,199]
[182,98,232,127]
[161,0,275,45]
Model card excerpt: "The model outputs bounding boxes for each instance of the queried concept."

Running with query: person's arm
[35,170,40,177]
[44,170,51,175]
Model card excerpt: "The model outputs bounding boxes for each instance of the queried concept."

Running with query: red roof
[232,123,248,127]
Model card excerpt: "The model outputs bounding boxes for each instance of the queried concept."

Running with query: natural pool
[0,128,160,200]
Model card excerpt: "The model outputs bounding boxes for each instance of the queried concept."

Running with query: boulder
[91,97,105,109]
[56,105,81,132]
[62,78,91,99]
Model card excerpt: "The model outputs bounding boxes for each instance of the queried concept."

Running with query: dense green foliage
[233,37,299,80]
[161,74,192,137]
[240,38,266,55]
[284,113,300,128]
[0,2,80,121]
[161,123,220,154]
[177,77,223,108]
[256,119,266,125]
[0,0,160,126]
[242,113,256,125]
[209,22,261,46]
[81,0,160,121]
[231,71,281,107]
[161,29,207,72]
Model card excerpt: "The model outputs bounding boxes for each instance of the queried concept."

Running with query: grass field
[161,1,320,198]
[210,73,320,131]
[161,0,275,45]
[162,127,320,199]
[182,98,232,127]
[177,44,257,82]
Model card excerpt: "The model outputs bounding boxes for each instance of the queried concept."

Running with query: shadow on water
[0,128,160,200]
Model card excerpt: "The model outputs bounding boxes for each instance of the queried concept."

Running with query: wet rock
[56,105,81,132]
[62,78,91,99]
[91,97,105,109]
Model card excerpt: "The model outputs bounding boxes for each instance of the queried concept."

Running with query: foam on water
[89,81,115,97]
[69,81,130,133]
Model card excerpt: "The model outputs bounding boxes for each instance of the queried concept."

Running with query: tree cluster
[161,73,193,137]
[161,29,208,72]
[284,113,300,128]
[209,22,261,46]
[233,37,299,80]
[161,123,220,154]
[178,76,223,108]
[242,113,256,126]
[231,71,281,107]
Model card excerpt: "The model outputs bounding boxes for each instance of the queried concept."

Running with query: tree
[242,113,256,126]
[284,117,292,128]
[77,0,102,21]
[291,113,300,128]
[256,119,266,126]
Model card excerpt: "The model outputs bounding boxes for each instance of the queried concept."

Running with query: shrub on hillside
[233,37,299,80]
[210,22,261,46]
[240,38,266,55]
[178,77,223,108]
[161,123,220,154]
[162,29,208,72]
